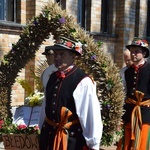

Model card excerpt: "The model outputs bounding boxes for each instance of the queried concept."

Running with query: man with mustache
[117,37,150,150]
[39,36,103,150]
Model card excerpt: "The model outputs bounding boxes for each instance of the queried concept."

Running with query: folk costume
[117,38,150,150]
[41,47,58,88]
[41,64,57,88]
[39,36,103,150]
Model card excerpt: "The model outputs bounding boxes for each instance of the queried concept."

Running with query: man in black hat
[41,48,57,88]
[39,48,57,130]
[42,48,55,66]
[117,37,150,150]
[39,36,103,150]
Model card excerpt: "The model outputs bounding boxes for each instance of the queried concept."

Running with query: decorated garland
[0,1,125,146]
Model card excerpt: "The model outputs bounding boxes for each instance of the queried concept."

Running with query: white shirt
[120,66,128,92]
[39,64,57,131]
[39,69,103,150]
[73,77,103,149]
[41,64,58,88]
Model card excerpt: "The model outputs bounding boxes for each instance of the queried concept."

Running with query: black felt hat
[42,48,54,55]
[126,37,149,58]
[45,36,83,55]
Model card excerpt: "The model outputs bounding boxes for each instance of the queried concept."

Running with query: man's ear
[143,51,146,57]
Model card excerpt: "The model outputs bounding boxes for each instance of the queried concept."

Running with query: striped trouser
[116,123,150,150]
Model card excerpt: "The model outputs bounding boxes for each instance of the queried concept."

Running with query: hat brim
[42,52,48,55]
[42,51,54,55]
[45,44,81,55]
[126,44,149,58]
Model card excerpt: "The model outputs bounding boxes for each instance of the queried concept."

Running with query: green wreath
[0,1,124,146]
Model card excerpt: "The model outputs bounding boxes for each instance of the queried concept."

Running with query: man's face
[124,55,133,67]
[46,55,54,66]
[53,50,76,71]
[130,46,145,63]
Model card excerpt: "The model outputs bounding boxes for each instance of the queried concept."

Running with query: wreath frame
[0,1,125,146]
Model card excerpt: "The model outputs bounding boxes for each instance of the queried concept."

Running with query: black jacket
[123,62,150,123]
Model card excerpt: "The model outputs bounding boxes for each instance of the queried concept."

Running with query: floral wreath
[0,1,125,146]
[132,38,149,48]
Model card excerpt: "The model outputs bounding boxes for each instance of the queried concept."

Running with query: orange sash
[125,91,150,149]
[45,107,79,150]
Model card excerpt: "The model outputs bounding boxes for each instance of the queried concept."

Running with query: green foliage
[25,92,44,107]
[30,68,44,92]
[17,79,33,96]
[0,118,40,135]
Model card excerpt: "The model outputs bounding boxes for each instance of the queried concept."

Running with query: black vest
[123,62,150,123]
[45,66,87,122]
[40,66,88,150]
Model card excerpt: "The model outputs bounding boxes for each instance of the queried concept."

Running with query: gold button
[53,94,56,97]
[52,110,55,114]
[70,132,74,136]
[55,86,58,89]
